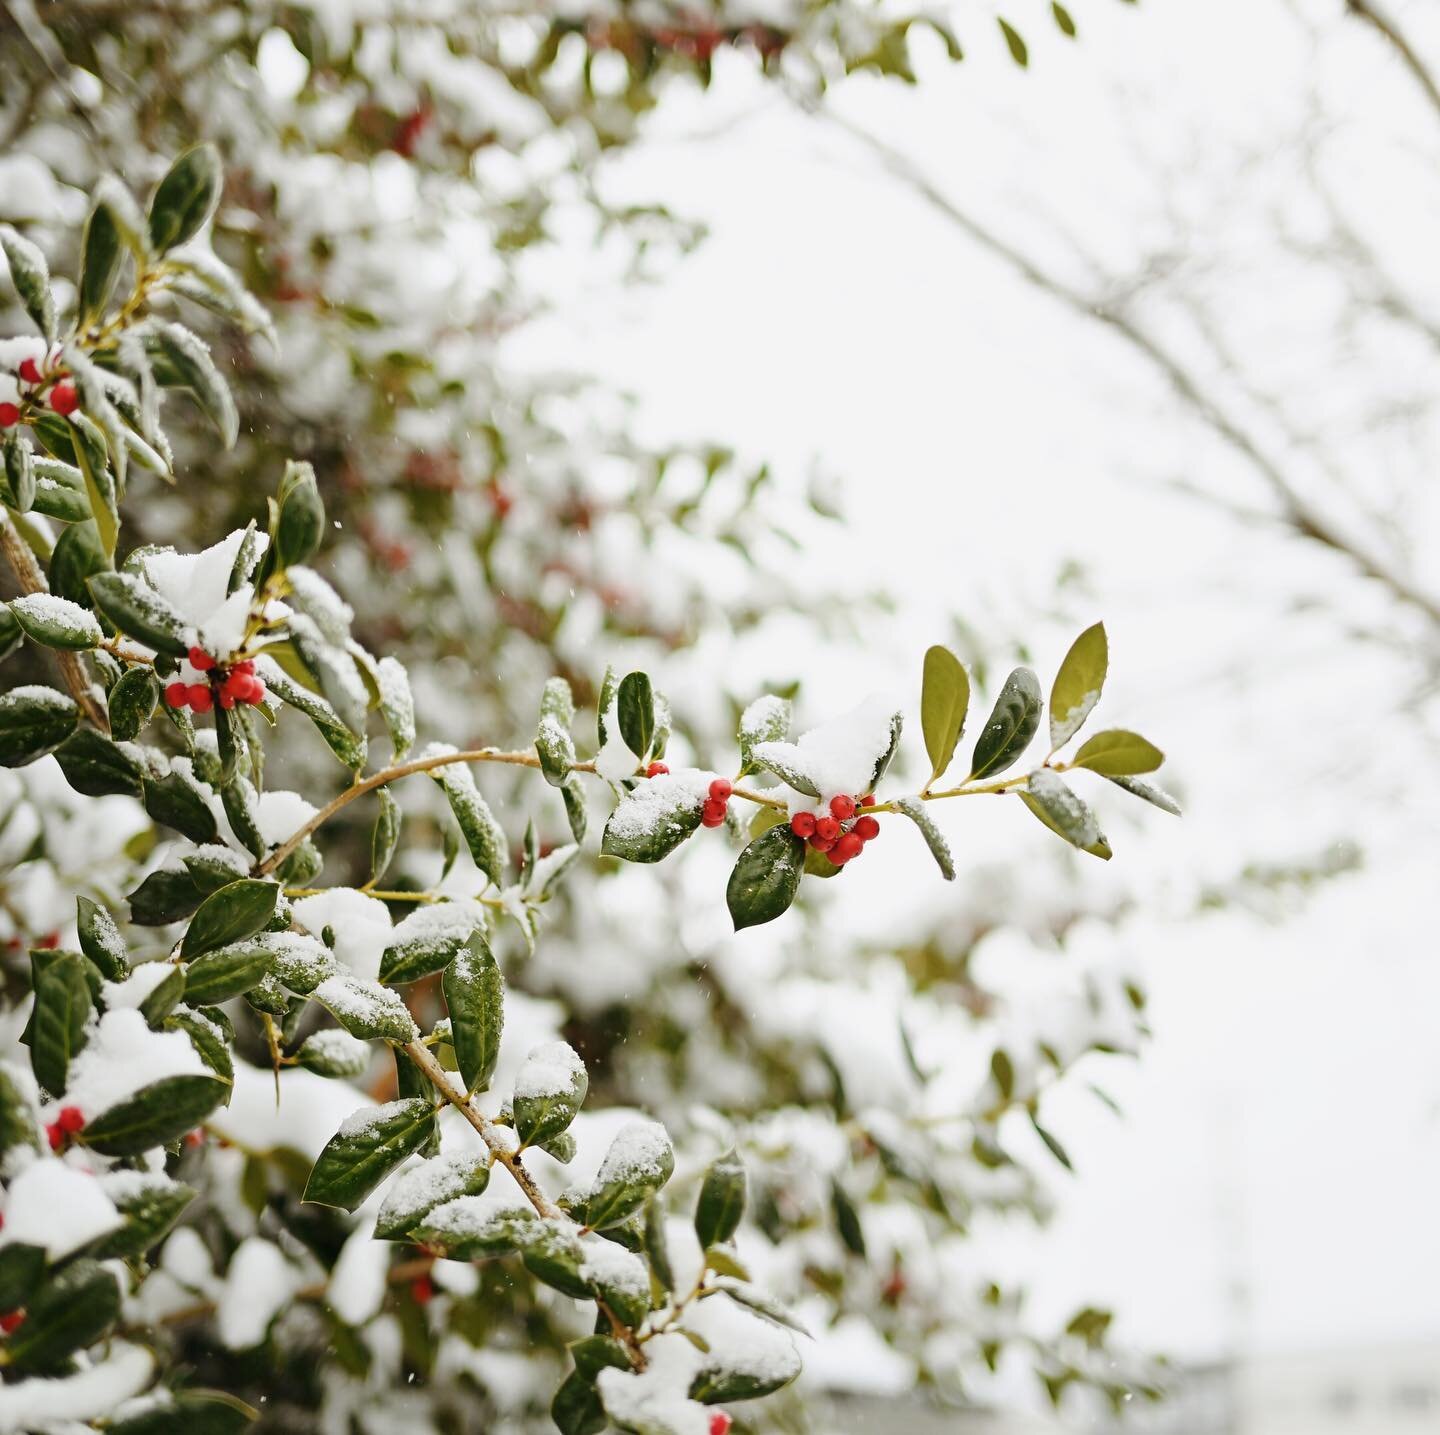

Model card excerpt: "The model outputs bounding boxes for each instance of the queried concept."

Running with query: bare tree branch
[1345,0,1440,127]
[810,103,1440,633]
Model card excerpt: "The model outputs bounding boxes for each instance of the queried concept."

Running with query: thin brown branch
[401,1039,562,1221]
[1346,0,1440,127]
[0,508,110,730]
[812,104,1440,633]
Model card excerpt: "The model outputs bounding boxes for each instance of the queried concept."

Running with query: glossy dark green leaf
[261,660,366,771]
[183,938,277,1004]
[8,594,103,652]
[616,671,654,762]
[0,1243,44,1313]
[274,460,325,570]
[725,824,805,931]
[128,866,203,926]
[513,1042,587,1148]
[52,728,142,799]
[711,1276,810,1336]
[147,144,222,254]
[4,1260,119,1374]
[830,1178,867,1257]
[106,667,158,743]
[0,606,21,665]
[373,1152,489,1241]
[87,571,189,655]
[303,1098,437,1212]
[144,770,220,843]
[75,895,127,981]
[643,1193,673,1294]
[582,1124,674,1231]
[165,1008,234,1082]
[31,951,91,1095]
[600,776,705,863]
[78,198,124,327]
[694,1149,746,1250]
[144,321,238,447]
[93,1178,197,1259]
[429,760,505,885]
[83,1075,229,1156]
[968,667,1042,780]
[0,685,79,767]
[536,676,576,786]
[551,1371,608,1435]
[181,879,279,959]
[441,929,504,1093]
[370,787,401,885]
[139,964,185,1026]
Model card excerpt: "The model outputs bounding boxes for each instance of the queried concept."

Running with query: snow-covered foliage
[0,8,1166,1433]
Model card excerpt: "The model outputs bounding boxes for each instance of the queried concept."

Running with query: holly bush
[0,149,1174,1432]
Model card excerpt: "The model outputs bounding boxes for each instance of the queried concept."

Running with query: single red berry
[46,1123,62,1151]
[218,690,236,710]
[37,932,59,950]
[184,1129,205,1149]
[831,832,864,865]
[0,403,18,428]
[708,778,732,802]
[187,684,213,714]
[809,831,837,854]
[645,762,669,778]
[0,1311,24,1335]
[814,816,840,844]
[701,799,727,828]
[247,679,267,705]
[50,383,79,416]
[188,646,215,671]
[859,793,875,807]
[57,1106,85,1134]
[853,815,880,841]
[829,794,856,821]
[164,681,189,709]
[709,1413,732,1435]
[410,1275,434,1305]
[18,358,42,385]
[790,811,817,839]
[232,659,256,677]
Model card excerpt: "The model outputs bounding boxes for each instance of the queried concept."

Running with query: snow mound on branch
[0,1159,122,1261]
[141,528,267,659]
[513,1040,585,1101]
[293,887,393,981]
[63,1008,208,1119]
[217,1236,301,1348]
[0,1342,154,1433]
[751,693,900,803]
[209,1061,373,1163]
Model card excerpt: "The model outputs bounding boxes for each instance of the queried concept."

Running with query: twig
[1346,0,1440,126]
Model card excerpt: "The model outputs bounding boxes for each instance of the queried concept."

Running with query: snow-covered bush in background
[0,5,1172,1432]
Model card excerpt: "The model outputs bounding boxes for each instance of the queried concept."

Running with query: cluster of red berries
[45,1104,85,1151]
[164,648,267,714]
[790,793,880,866]
[0,357,78,427]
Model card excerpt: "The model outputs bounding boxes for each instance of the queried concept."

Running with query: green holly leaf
[3,1260,119,1374]
[87,571,189,655]
[513,1041,587,1148]
[147,144,223,254]
[374,1152,490,1241]
[537,676,577,786]
[968,667,1042,780]
[1019,769,1112,859]
[303,1098,438,1213]
[726,824,805,931]
[93,1177,197,1259]
[1106,773,1181,815]
[144,769,220,844]
[78,197,125,328]
[1049,622,1107,751]
[694,1149,747,1250]
[30,951,92,1096]
[76,896,128,981]
[1071,729,1164,777]
[600,773,707,863]
[107,667,159,742]
[181,879,280,959]
[54,729,144,798]
[183,938,279,1004]
[0,685,79,767]
[616,671,655,761]
[442,929,504,1093]
[83,1075,229,1156]
[0,224,57,342]
[893,796,956,880]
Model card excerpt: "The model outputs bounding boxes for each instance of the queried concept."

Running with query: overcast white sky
[512,0,1440,1370]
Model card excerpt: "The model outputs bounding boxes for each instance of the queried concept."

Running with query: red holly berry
[814,816,840,844]
[37,932,59,950]
[247,678,267,705]
[809,831,837,854]
[163,681,189,709]
[708,778,733,802]
[0,1311,24,1335]
[830,832,864,865]
[829,794,856,821]
[790,811,816,840]
[701,799,727,828]
[45,1123,62,1151]
[645,762,669,778]
[218,690,236,710]
[18,358,42,385]
[233,659,256,677]
[56,1106,85,1134]
[187,684,214,714]
[50,383,79,416]
[853,815,880,841]
[709,1413,732,1435]
[0,403,18,428]
[188,646,215,671]
[859,793,875,808]
[184,1129,205,1149]
[410,1275,434,1304]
